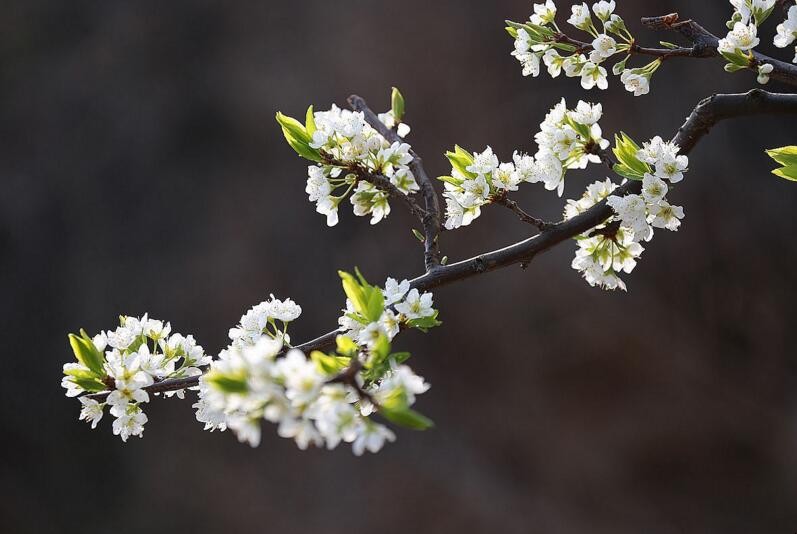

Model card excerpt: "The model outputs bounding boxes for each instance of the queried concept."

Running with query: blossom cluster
[194,272,436,454]
[508,1,663,96]
[62,315,210,441]
[277,88,417,228]
[440,99,608,229]
[228,294,302,349]
[338,275,439,346]
[720,1,797,82]
[565,136,687,290]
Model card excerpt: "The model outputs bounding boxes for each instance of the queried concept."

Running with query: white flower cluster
[441,99,608,230]
[305,105,418,226]
[509,1,663,96]
[338,277,437,345]
[228,294,302,349]
[566,137,687,291]
[774,2,797,63]
[720,1,796,80]
[195,288,432,454]
[62,315,210,441]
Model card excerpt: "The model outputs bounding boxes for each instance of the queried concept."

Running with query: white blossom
[590,34,617,61]
[78,398,104,429]
[567,3,593,31]
[649,200,685,231]
[530,0,557,25]
[592,1,616,21]
[384,277,410,305]
[395,289,435,320]
[620,69,651,96]
[774,5,797,48]
[719,22,760,53]
[641,173,669,204]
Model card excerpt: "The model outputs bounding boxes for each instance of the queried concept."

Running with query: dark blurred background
[2,1,797,532]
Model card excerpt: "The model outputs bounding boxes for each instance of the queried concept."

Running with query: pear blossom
[607,194,653,242]
[78,398,104,429]
[654,153,689,183]
[580,62,609,90]
[395,289,435,320]
[591,34,617,61]
[112,410,148,442]
[719,22,760,53]
[641,173,669,204]
[568,3,594,31]
[774,5,797,49]
[592,0,616,21]
[384,277,410,305]
[620,69,651,96]
[568,101,603,125]
[543,49,565,77]
[352,422,396,456]
[649,201,685,231]
[530,0,557,25]
[466,146,500,176]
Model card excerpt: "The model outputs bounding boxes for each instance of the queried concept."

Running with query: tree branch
[491,193,551,231]
[86,89,797,401]
[347,95,443,271]
[640,13,797,86]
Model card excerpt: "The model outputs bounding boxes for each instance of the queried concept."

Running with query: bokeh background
[2,1,797,532]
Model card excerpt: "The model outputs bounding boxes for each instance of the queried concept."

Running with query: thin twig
[491,193,551,231]
[640,13,797,86]
[347,95,443,271]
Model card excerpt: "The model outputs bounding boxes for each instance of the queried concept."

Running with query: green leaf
[276,111,323,162]
[719,49,751,67]
[68,333,105,376]
[766,146,797,167]
[406,309,442,332]
[612,132,650,180]
[379,405,434,430]
[69,376,107,392]
[390,351,411,364]
[505,26,518,38]
[206,371,249,394]
[659,41,679,49]
[305,105,316,136]
[310,351,351,376]
[339,271,368,316]
[437,175,462,187]
[550,42,577,52]
[445,145,477,179]
[772,165,797,182]
[411,229,425,242]
[364,288,385,323]
[391,87,405,123]
[335,335,359,357]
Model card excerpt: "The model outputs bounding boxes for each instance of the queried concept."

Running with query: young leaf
[305,105,316,136]
[766,146,797,167]
[379,405,434,430]
[772,165,797,181]
[68,333,105,376]
[276,111,323,162]
[205,371,249,394]
[612,132,650,180]
[69,376,107,392]
[335,335,359,358]
[310,351,350,376]
[391,87,405,123]
[339,271,368,316]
